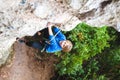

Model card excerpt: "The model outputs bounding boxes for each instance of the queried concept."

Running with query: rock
[33,2,52,18]
[0,0,120,66]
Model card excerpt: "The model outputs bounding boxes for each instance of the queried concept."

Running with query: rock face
[0,0,120,66]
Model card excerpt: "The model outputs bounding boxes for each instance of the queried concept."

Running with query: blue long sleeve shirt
[45,27,66,53]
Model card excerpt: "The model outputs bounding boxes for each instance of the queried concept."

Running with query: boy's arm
[47,22,54,36]
[46,22,56,45]
[47,22,62,36]
[47,22,66,40]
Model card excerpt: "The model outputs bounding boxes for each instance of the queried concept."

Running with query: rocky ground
[0,41,58,80]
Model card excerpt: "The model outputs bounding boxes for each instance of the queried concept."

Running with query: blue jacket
[45,27,66,53]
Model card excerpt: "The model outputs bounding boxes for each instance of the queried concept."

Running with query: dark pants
[24,28,49,50]
[26,41,43,50]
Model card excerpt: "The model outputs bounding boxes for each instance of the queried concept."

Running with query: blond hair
[62,40,73,52]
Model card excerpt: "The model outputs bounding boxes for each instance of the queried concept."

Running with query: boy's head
[60,40,73,52]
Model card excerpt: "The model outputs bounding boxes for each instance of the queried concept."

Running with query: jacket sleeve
[46,35,62,53]
[48,35,56,45]
[53,27,66,40]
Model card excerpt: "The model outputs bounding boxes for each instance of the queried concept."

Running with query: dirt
[0,41,59,80]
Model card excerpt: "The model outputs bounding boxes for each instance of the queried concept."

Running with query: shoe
[16,37,25,43]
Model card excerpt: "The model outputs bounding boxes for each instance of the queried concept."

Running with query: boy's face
[60,40,69,48]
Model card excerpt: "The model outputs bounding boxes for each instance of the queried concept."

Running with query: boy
[16,22,73,53]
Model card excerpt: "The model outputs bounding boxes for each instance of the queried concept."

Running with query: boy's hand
[54,23,62,27]
[46,22,54,28]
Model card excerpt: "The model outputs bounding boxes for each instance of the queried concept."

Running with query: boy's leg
[32,28,49,42]
[26,41,43,50]
[36,28,49,39]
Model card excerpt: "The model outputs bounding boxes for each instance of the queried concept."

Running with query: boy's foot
[16,37,25,43]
